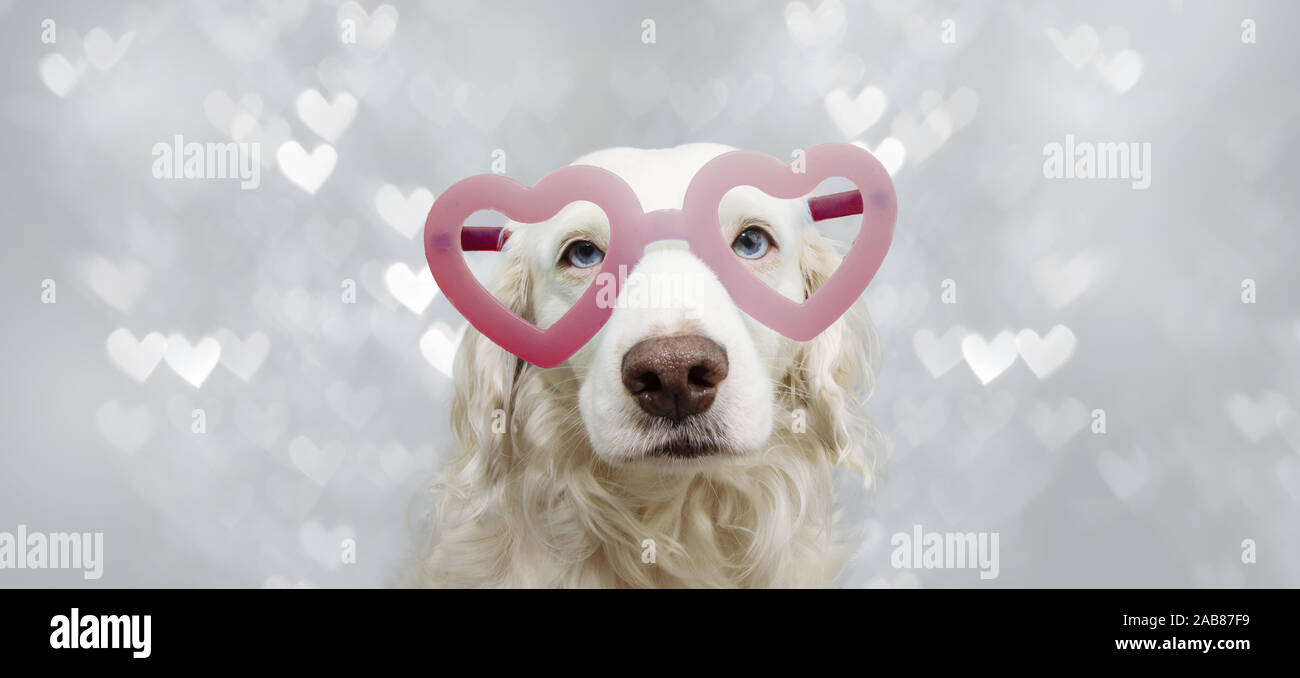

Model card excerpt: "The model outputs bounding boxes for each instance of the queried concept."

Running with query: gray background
[1,0,1297,587]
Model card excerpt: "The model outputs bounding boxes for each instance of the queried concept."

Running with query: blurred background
[1,0,1296,587]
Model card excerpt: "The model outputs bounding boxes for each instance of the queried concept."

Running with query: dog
[404,143,880,587]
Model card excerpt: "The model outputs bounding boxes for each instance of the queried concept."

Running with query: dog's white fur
[404,143,879,587]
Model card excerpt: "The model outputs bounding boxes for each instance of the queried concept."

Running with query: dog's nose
[621,335,729,422]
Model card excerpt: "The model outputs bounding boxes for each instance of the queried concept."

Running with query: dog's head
[452,143,876,474]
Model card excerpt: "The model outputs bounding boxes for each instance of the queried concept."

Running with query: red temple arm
[807,189,863,221]
[460,227,512,251]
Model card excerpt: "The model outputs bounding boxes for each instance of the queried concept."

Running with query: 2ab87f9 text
[1123,614,1250,629]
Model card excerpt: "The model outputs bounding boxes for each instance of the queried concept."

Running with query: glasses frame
[423,142,897,368]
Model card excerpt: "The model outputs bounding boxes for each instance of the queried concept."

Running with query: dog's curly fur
[402,224,880,587]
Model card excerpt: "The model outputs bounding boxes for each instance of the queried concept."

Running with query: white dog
[404,143,879,587]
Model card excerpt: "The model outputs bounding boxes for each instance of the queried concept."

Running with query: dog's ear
[793,227,879,480]
[405,248,533,587]
[446,245,532,478]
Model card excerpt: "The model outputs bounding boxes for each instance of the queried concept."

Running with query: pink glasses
[423,143,897,368]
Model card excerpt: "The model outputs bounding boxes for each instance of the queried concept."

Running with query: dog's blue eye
[731,227,772,260]
[562,240,604,268]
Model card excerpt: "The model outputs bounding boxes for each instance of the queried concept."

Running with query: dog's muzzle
[620,335,728,424]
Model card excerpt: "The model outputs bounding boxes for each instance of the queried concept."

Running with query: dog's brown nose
[621,335,729,422]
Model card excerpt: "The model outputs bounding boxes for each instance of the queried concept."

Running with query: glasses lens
[465,202,611,331]
[715,176,865,305]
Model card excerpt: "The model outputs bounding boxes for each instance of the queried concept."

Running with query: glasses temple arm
[807,189,864,221]
[460,227,512,252]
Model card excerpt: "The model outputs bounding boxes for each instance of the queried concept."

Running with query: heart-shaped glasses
[423,143,897,368]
